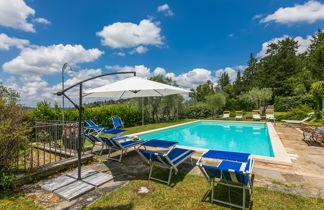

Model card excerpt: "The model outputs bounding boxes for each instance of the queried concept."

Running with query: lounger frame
[101,137,145,162]
[197,152,254,209]
[84,120,106,135]
[137,149,194,185]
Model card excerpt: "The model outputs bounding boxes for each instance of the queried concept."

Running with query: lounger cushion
[112,118,123,128]
[141,139,178,148]
[202,150,250,162]
[120,140,145,148]
[101,128,127,134]
[82,133,96,144]
[167,148,194,165]
[84,126,106,130]
[138,148,194,166]
[111,136,128,141]
[202,163,250,185]
[100,137,115,147]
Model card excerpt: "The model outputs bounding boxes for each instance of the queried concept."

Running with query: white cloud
[0,33,29,50]
[129,46,149,55]
[153,67,166,76]
[3,44,104,75]
[157,4,174,16]
[233,65,247,71]
[33,17,51,24]
[294,35,313,54]
[106,65,151,78]
[257,35,312,57]
[215,67,238,82]
[253,14,262,20]
[261,1,324,24]
[165,72,175,79]
[4,64,247,106]
[134,46,148,54]
[3,68,117,106]
[228,33,234,38]
[0,0,36,32]
[97,19,163,48]
[114,52,126,56]
[172,68,214,88]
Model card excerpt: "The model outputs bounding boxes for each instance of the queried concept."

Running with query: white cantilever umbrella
[84,76,190,125]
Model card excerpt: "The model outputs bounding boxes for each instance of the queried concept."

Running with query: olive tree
[0,85,31,172]
[206,92,226,119]
[238,88,273,113]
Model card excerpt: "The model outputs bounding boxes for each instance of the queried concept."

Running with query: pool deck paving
[21,123,324,209]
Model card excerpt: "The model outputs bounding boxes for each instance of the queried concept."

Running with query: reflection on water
[139,121,274,157]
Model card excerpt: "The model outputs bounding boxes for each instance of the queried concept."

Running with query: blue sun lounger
[112,116,124,129]
[85,119,127,136]
[84,120,107,134]
[137,141,195,185]
[100,136,146,162]
[82,133,101,153]
[197,150,254,209]
[82,133,131,155]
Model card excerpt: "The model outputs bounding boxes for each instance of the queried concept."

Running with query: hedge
[64,104,142,127]
[274,95,316,112]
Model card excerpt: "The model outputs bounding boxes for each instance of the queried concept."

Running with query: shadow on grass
[200,182,253,209]
[87,202,133,210]
[102,150,196,187]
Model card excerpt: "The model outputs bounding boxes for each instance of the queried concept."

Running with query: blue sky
[0,0,323,106]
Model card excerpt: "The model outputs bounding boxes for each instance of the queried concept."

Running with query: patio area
[13,123,324,209]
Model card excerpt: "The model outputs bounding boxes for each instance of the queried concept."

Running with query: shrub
[0,172,15,191]
[276,104,313,121]
[225,98,240,111]
[310,81,324,119]
[0,85,31,172]
[29,102,142,128]
[274,95,316,112]
[183,103,211,119]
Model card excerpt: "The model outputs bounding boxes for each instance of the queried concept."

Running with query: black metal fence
[13,120,84,174]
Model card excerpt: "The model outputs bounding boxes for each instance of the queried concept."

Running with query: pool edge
[129,120,292,166]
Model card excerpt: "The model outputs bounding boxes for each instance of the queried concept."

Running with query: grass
[85,173,324,210]
[0,191,42,210]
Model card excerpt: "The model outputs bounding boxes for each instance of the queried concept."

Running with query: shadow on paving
[303,139,323,147]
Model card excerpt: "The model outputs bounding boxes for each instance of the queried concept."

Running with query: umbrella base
[40,168,113,200]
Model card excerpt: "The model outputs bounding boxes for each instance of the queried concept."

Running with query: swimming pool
[138,121,274,157]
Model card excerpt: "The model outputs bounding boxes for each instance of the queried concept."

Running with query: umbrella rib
[83,93,92,97]
[153,89,163,96]
[119,91,126,99]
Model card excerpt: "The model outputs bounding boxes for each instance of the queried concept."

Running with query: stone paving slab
[41,168,114,201]
[83,172,113,187]
[53,180,95,200]
[67,168,98,179]
[40,175,76,192]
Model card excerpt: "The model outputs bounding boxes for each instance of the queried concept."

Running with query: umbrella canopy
[84,76,190,98]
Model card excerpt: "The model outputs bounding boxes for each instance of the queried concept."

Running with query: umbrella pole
[142,97,144,126]
[77,83,82,180]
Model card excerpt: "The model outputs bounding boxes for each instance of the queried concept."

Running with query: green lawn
[0,191,42,210]
[86,173,324,210]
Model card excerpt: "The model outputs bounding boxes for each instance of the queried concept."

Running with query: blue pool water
[138,121,274,157]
